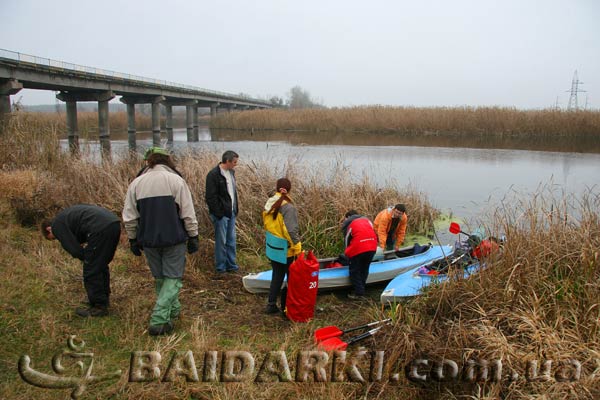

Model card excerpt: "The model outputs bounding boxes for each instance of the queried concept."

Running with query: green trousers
[151,278,182,326]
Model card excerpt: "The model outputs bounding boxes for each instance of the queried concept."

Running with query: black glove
[187,236,199,254]
[129,239,142,256]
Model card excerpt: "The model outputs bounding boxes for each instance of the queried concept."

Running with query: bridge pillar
[57,90,114,159]
[65,101,79,154]
[126,103,136,151]
[210,102,219,117]
[186,105,194,142]
[0,79,23,131]
[0,95,10,116]
[127,104,137,151]
[182,100,199,142]
[98,99,111,158]
[193,105,199,141]
[120,95,165,151]
[151,102,161,146]
[165,105,173,144]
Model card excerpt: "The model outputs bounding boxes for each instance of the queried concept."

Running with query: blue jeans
[210,213,238,272]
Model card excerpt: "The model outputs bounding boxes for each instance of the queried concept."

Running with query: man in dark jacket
[205,150,240,274]
[41,204,121,317]
[341,210,378,299]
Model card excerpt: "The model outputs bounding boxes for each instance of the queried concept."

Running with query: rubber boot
[150,278,182,327]
[154,278,164,296]
[154,278,180,319]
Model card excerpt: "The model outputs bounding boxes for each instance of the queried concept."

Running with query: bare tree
[286,86,321,109]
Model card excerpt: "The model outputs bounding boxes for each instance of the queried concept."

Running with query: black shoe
[148,321,174,336]
[75,306,108,317]
[265,304,279,314]
[347,292,367,300]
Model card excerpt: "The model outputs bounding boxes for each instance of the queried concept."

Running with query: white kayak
[242,243,453,294]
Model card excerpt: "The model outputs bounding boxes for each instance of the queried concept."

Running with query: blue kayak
[380,258,481,304]
[242,244,453,294]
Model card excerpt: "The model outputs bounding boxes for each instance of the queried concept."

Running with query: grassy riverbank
[211,106,600,139]
[1,119,599,399]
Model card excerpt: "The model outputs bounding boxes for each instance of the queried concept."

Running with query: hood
[341,214,363,234]
[264,193,281,212]
[264,192,293,213]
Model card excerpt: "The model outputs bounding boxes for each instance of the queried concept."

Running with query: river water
[67,127,600,226]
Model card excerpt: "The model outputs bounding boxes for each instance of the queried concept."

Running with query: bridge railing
[0,48,265,104]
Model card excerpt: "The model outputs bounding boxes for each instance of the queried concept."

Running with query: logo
[18,336,596,397]
[18,335,122,399]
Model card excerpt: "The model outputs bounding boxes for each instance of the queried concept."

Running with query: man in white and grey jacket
[123,147,199,336]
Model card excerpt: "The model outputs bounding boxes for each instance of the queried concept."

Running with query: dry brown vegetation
[378,191,600,398]
[5,110,155,139]
[211,106,600,138]
[1,114,599,399]
[0,113,437,256]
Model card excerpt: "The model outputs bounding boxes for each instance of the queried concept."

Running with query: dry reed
[379,189,600,398]
[3,110,155,139]
[2,115,598,399]
[211,106,600,138]
[0,117,437,257]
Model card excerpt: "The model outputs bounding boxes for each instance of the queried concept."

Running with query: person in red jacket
[341,210,378,299]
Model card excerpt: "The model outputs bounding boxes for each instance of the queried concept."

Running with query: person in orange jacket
[373,204,407,251]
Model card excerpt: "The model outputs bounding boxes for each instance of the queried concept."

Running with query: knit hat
[276,178,292,193]
[143,146,170,160]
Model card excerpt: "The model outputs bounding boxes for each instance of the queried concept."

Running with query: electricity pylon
[566,70,585,111]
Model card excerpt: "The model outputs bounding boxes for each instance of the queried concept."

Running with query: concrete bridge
[0,48,272,155]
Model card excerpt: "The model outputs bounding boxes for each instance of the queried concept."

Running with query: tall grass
[379,189,600,398]
[0,115,437,258]
[211,106,600,138]
[2,114,599,399]
[3,110,156,139]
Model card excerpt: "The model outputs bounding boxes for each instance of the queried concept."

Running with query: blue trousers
[210,213,238,272]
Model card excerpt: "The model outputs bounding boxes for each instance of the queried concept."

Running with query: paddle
[449,222,471,236]
[318,245,415,265]
[313,318,391,343]
[449,222,482,248]
[317,325,386,351]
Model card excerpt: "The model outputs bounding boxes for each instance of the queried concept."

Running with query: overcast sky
[1,0,598,109]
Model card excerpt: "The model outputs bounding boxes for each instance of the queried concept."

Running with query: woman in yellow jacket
[263,178,302,314]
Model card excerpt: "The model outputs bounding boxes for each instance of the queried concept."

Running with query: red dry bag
[285,251,319,322]
[471,239,500,259]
